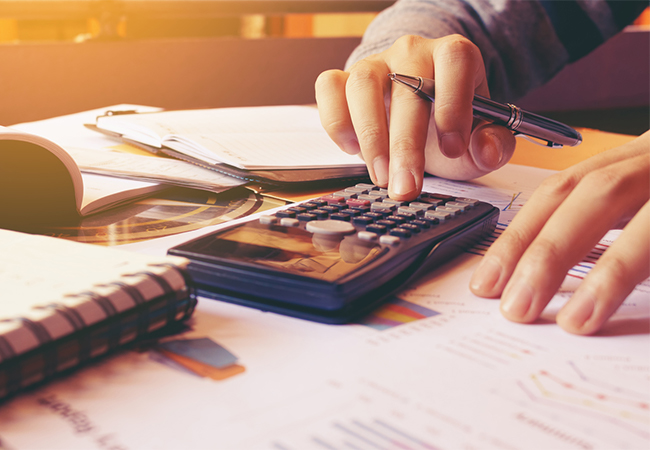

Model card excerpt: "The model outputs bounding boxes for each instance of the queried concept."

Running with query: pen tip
[387,73,396,80]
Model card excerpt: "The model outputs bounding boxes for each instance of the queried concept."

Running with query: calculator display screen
[204,222,385,282]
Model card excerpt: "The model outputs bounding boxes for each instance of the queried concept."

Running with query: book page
[96,106,366,170]
[79,173,167,216]
[67,147,246,192]
[0,229,187,319]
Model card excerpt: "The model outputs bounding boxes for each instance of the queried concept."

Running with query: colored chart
[359,297,440,330]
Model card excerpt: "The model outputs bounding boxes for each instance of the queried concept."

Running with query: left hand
[469,131,650,335]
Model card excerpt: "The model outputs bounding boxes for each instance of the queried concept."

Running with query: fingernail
[500,279,534,320]
[440,132,465,158]
[479,132,503,170]
[559,289,596,329]
[470,256,502,295]
[391,169,417,197]
[372,156,389,187]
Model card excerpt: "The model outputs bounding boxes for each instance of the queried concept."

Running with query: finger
[468,123,516,172]
[383,36,434,200]
[557,200,650,335]
[315,70,360,155]
[470,134,650,298]
[431,35,487,158]
[499,152,650,323]
[345,59,392,187]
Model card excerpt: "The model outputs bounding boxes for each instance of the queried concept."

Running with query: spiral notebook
[0,229,197,399]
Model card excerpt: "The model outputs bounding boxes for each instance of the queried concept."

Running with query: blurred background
[0,0,648,134]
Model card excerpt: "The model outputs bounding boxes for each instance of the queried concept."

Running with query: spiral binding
[0,264,196,400]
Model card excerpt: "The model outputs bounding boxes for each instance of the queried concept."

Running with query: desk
[0,125,647,449]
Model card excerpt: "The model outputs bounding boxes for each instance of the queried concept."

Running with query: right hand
[315,34,516,201]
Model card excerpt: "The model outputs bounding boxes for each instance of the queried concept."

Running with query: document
[0,163,647,450]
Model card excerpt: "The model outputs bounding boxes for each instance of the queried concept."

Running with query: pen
[388,73,582,148]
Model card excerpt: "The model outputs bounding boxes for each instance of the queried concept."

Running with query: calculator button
[370,204,395,215]
[345,187,368,195]
[287,206,308,214]
[376,219,398,229]
[306,220,356,236]
[330,213,351,221]
[311,209,330,219]
[366,224,388,234]
[426,193,455,201]
[408,202,435,211]
[390,228,412,238]
[382,199,408,207]
[352,216,375,226]
[379,235,401,246]
[352,206,371,214]
[339,209,360,218]
[358,194,383,202]
[410,219,430,229]
[416,197,444,206]
[358,231,379,242]
[322,205,342,214]
[347,198,371,208]
[334,191,357,200]
[396,212,416,221]
[400,223,421,234]
[280,218,300,227]
[297,213,317,222]
[455,197,480,207]
[259,215,277,225]
[385,215,406,224]
[446,202,470,211]
[320,194,345,205]
[301,202,319,210]
[356,183,379,190]
[436,205,462,215]
[425,211,451,222]
[397,206,423,217]
[364,212,385,221]
[276,210,296,218]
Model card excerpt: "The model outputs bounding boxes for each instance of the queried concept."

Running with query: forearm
[348,0,646,102]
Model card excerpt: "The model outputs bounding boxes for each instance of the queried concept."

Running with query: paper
[96,106,367,170]
[0,163,647,450]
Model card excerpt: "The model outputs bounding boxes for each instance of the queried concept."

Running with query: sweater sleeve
[346,0,647,102]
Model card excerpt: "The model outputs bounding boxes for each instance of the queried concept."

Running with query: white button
[259,215,277,225]
[379,235,401,245]
[358,231,378,242]
[306,220,356,236]
[280,218,300,227]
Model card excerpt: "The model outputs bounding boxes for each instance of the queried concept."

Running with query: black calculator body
[168,185,499,324]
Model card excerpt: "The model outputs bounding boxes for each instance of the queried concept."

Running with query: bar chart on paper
[358,297,440,331]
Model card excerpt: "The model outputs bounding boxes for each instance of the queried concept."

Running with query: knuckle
[321,117,352,138]
[436,34,481,61]
[346,63,382,95]
[390,135,423,159]
[579,167,627,199]
[356,124,384,145]
[525,236,565,266]
[392,34,426,53]
[538,171,580,199]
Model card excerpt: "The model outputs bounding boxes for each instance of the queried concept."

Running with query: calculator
[168,184,499,323]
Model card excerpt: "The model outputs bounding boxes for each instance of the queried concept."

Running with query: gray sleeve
[346,0,639,102]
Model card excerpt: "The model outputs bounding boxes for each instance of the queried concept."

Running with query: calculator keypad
[260,183,479,245]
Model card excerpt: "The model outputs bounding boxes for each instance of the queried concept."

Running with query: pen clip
[514,133,564,149]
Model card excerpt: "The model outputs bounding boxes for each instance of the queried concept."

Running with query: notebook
[0,229,197,399]
[92,106,370,186]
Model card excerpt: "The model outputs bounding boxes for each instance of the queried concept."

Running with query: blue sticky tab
[158,338,238,369]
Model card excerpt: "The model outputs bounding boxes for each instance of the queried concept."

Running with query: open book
[0,228,196,399]
[93,105,369,185]
[0,126,169,228]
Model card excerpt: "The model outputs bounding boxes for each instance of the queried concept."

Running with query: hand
[470,131,650,335]
[315,34,516,201]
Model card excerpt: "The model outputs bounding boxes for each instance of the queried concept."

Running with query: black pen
[388,73,582,148]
